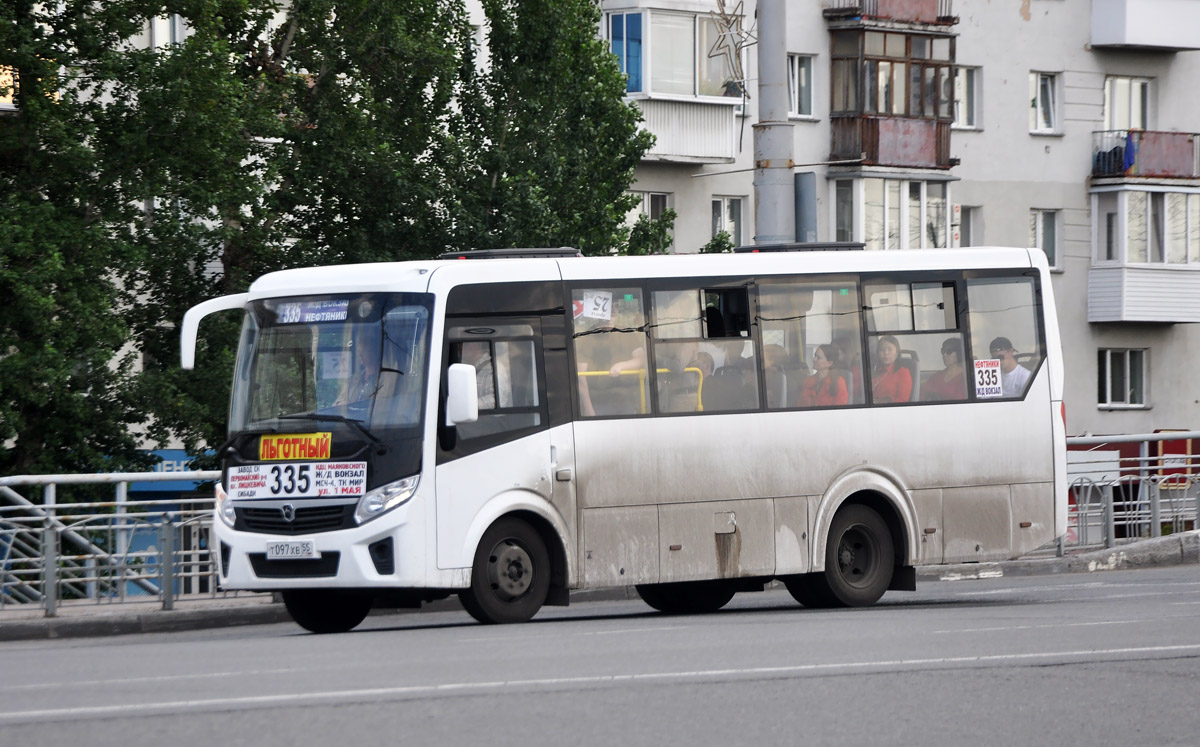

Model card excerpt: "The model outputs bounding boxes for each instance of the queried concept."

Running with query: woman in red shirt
[798,344,849,407]
[871,335,912,403]
[922,337,967,401]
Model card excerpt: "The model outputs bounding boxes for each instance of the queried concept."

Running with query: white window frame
[1030,209,1061,270]
[1098,348,1148,409]
[952,66,980,129]
[787,54,815,118]
[0,65,15,112]
[1104,75,1151,131]
[1029,71,1059,134]
[1112,189,1200,266]
[958,205,979,247]
[837,178,952,250]
[712,196,744,246]
[609,9,745,102]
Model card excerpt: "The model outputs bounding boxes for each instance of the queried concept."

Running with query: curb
[919,530,1200,581]
[3,532,1197,643]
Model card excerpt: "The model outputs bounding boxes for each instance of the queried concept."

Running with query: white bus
[181,246,1067,632]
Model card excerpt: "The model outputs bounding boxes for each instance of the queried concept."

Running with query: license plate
[265,540,317,560]
[226,462,368,500]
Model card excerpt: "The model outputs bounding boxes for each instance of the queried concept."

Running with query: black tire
[806,504,895,607]
[460,518,550,624]
[283,589,372,634]
[635,581,736,614]
[782,573,839,608]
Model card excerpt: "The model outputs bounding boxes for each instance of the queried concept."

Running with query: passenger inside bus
[922,337,967,402]
[871,335,913,403]
[798,344,850,407]
[575,310,647,417]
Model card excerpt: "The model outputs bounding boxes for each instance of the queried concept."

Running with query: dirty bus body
[181,246,1067,633]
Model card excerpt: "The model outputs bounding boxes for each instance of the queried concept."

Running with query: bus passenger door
[435,318,573,572]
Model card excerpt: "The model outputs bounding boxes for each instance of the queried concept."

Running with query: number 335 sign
[974,359,1003,398]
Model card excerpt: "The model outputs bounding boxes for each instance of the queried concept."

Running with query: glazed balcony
[631,98,738,164]
[824,0,956,25]
[1091,0,1200,51]
[831,116,953,169]
[1092,130,1200,180]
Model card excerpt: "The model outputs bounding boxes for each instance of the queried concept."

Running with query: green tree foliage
[1,1,652,471]
[453,0,653,256]
[624,208,676,256]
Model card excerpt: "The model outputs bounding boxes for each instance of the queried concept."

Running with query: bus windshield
[229,293,433,435]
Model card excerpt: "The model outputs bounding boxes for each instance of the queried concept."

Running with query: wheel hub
[487,539,533,601]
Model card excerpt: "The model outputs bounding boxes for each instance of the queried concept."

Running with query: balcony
[1092,130,1200,180]
[1091,0,1200,51]
[1088,265,1200,323]
[824,0,956,25]
[831,117,952,169]
[631,98,738,164]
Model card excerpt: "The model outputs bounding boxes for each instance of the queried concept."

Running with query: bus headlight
[355,475,419,524]
[214,482,236,528]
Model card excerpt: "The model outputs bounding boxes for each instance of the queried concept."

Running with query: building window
[712,196,743,246]
[1098,349,1146,407]
[632,192,670,221]
[829,30,952,119]
[1104,76,1150,131]
[1029,209,1060,269]
[787,54,814,117]
[609,12,644,93]
[958,206,978,246]
[847,178,950,250]
[607,10,743,99]
[0,65,15,111]
[1029,72,1058,133]
[1125,191,1200,264]
[953,66,979,128]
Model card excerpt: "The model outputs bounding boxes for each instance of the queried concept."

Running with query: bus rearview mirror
[446,363,479,425]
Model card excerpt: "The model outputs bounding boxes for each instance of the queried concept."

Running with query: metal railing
[2,431,1197,616]
[1064,431,1199,554]
[0,471,262,617]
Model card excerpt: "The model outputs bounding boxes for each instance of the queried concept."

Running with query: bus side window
[965,277,1043,401]
[572,288,649,417]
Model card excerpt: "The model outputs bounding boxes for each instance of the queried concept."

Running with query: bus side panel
[581,506,659,587]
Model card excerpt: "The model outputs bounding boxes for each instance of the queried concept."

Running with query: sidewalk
[2,531,1196,642]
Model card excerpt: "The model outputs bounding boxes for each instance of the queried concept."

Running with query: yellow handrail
[577,367,705,413]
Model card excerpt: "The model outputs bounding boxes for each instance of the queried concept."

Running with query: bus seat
[899,350,920,402]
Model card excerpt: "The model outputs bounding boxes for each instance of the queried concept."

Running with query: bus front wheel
[283,589,372,634]
[460,518,550,624]
[789,505,894,608]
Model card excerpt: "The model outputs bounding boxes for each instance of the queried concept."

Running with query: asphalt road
[2,567,1199,746]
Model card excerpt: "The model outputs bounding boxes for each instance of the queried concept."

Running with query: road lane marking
[932,619,1157,634]
[2,643,1199,725]
[0,668,300,694]
[463,625,691,643]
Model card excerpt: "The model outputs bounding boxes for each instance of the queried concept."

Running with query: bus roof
[244,247,1044,299]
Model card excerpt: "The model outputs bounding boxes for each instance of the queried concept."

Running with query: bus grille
[236,505,353,535]
[248,552,340,578]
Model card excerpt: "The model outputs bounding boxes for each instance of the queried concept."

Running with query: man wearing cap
[990,336,1030,397]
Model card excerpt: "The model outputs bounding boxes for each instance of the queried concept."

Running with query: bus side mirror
[446,363,479,425]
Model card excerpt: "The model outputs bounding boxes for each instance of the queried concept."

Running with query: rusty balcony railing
[1092,130,1200,179]
[831,116,953,169]
[824,0,955,24]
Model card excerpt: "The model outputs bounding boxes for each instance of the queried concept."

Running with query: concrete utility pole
[752,0,795,244]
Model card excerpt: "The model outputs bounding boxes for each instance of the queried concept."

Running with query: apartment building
[601,0,1200,437]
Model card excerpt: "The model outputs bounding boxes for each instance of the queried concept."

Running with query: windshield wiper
[278,413,389,454]
[215,427,278,460]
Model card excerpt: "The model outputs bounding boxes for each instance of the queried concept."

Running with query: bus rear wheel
[283,589,372,634]
[460,518,550,624]
[802,504,894,608]
[635,581,736,614]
